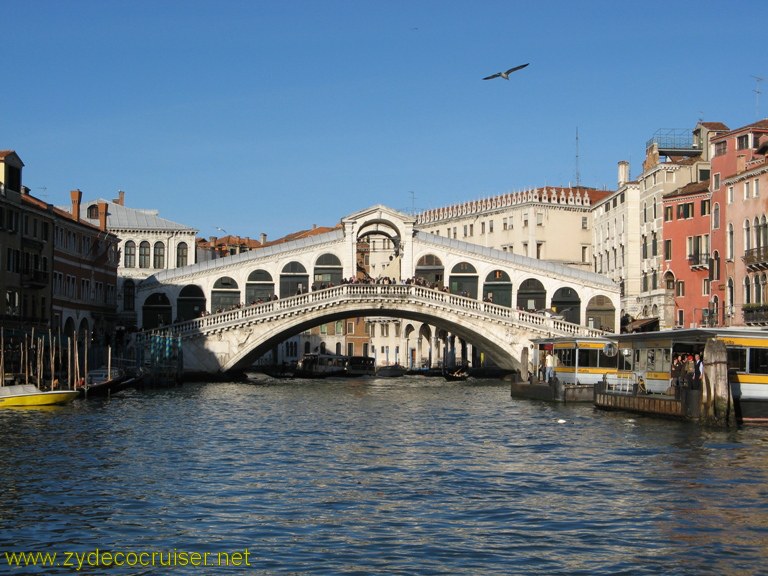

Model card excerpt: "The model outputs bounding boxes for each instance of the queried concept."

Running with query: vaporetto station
[135,206,620,376]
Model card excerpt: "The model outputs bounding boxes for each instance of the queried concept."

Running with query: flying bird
[483,63,529,80]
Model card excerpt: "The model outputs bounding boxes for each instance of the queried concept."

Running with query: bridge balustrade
[138,284,605,341]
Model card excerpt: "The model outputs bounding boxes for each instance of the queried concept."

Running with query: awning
[624,317,659,333]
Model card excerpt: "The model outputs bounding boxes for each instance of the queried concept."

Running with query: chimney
[70,189,82,222]
[97,201,108,231]
[618,160,630,186]
[113,190,125,206]
[260,233,267,245]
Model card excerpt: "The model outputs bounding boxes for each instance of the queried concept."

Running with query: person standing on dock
[545,351,555,383]
[692,353,704,390]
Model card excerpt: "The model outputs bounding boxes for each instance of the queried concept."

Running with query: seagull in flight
[483,63,529,80]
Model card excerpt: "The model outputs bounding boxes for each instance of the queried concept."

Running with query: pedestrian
[692,353,704,390]
[545,351,555,383]
[671,354,683,387]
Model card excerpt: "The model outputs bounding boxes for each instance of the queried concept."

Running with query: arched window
[124,241,136,268]
[139,241,150,268]
[176,242,188,268]
[744,277,751,305]
[87,204,99,219]
[727,223,734,260]
[745,219,752,251]
[153,241,165,269]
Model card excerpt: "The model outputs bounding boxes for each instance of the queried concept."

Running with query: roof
[662,180,709,200]
[623,317,659,333]
[58,198,197,233]
[22,193,116,237]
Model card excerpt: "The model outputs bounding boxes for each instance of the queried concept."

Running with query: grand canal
[1,376,767,574]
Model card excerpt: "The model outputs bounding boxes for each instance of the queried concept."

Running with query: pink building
[709,120,768,325]
[662,180,713,327]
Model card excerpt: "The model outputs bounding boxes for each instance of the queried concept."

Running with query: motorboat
[0,384,79,407]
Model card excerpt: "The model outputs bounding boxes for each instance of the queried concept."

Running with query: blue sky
[3,1,766,240]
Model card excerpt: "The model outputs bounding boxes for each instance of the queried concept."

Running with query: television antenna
[752,75,764,118]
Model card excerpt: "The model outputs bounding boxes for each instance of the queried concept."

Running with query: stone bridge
[138,283,607,375]
[133,205,620,374]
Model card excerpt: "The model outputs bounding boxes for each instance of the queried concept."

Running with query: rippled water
[1,377,767,575]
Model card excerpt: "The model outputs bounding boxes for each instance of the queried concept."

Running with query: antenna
[575,127,581,187]
[409,191,416,215]
[752,75,764,118]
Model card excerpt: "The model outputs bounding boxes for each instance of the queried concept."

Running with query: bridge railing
[137,284,607,340]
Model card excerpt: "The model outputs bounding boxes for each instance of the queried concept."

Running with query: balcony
[687,253,710,271]
[744,304,768,326]
[646,128,701,157]
[743,246,768,271]
[21,270,49,289]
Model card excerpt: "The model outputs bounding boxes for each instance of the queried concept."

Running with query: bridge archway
[415,254,444,286]
[314,253,343,288]
[551,287,581,324]
[177,285,206,322]
[517,278,545,311]
[280,262,309,296]
[449,262,478,298]
[483,270,512,307]
[585,295,616,331]
[246,270,275,303]
[142,293,172,329]
[212,276,240,311]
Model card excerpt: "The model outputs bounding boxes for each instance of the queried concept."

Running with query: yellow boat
[0,384,79,407]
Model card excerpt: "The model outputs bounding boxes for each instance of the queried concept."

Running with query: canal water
[1,377,767,575]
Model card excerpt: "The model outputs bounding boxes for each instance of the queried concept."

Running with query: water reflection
[0,378,767,574]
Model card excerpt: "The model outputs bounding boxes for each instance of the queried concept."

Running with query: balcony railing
[744,304,768,325]
[687,253,710,270]
[743,246,768,270]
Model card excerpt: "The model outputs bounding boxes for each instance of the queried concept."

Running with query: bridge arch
[177,284,206,322]
[313,253,343,288]
[143,292,172,329]
[517,278,546,311]
[280,261,309,296]
[414,254,444,286]
[246,270,275,303]
[212,276,240,311]
[585,295,616,331]
[551,287,581,324]
[449,262,478,298]
[483,270,512,307]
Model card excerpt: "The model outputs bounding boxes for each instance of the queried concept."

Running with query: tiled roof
[662,180,709,199]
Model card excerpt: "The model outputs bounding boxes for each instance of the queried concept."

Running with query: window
[481,222,485,235]
[664,239,672,260]
[677,202,694,219]
[713,203,720,229]
[581,246,588,263]
[581,216,588,229]
[488,220,494,233]
[176,242,188,267]
[124,241,136,268]
[523,213,529,227]
[737,134,750,150]
[727,223,734,260]
[123,280,135,311]
[676,281,685,297]
[642,236,647,259]
[153,241,165,269]
[651,232,657,256]
[502,217,508,230]
[536,212,543,226]
[744,181,751,200]
[754,178,760,198]
[714,141,727,156]
[713,173,721,190]
[664,206,673,222]
[703,279,710,296]
[139,241,150,268]
[700,199,710,216]
[728,186,734,204]
[87,204,99,219]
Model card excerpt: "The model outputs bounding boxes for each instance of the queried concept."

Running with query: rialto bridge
[134,205,619,375]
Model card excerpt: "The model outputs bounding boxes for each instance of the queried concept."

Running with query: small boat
[0,384,79,407]
[79,368,132,398]
[346,356,376,377]
[294,353,348,378]
[376,364,407,378]
[443,368,469,382]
